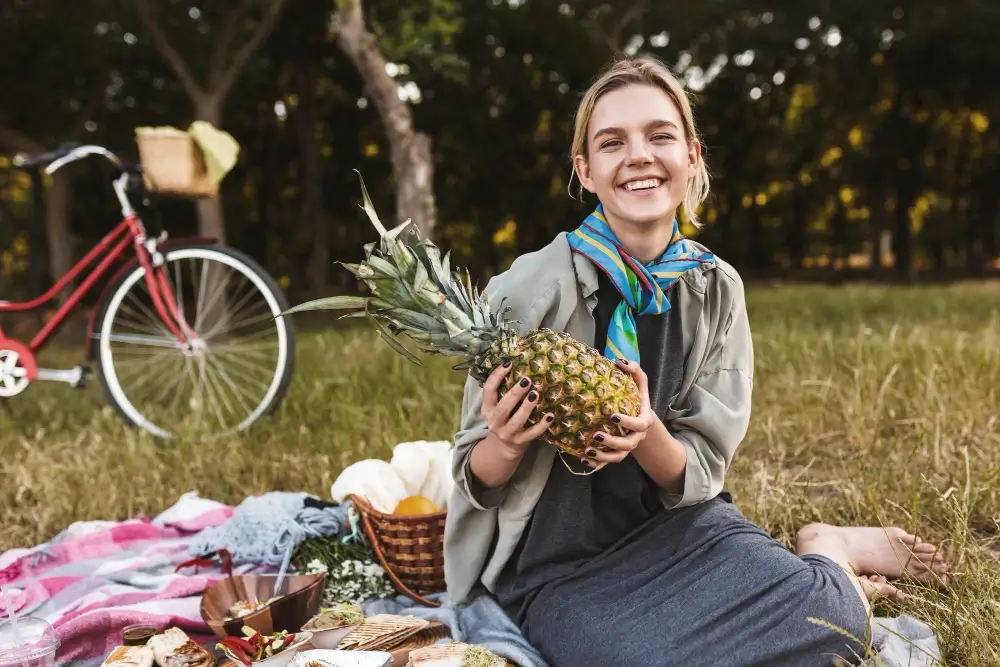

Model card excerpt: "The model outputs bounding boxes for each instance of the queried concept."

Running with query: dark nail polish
[502,359,511,368]
[611,415,621,423]
[527,391,538,402]
[580,457,588,464]
[519,377,530,387]
[545,414,554,422]
[594,433,604,442]
[586,449,597,458]
[620,359,629,365]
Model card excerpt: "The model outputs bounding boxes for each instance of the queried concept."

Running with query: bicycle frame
[0,149,196,363]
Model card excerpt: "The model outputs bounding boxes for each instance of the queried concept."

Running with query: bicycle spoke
[104,334,183,348]
[204,358,259,418]
[125,287,174,337]
[206,352,273,394]
[209,346,279,383]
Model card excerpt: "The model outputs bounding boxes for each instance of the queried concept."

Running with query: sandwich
[147,628,214,667]
[100,645,155,667]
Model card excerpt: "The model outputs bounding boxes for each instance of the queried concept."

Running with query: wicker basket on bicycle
[349,493,446,607]
[135,128,218,198]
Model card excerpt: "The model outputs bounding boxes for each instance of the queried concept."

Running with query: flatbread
[406,642,506,667]
[100,645,155,667]
[336,614,429,651]
[148,628,213,667]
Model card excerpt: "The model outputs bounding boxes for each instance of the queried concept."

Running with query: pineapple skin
[472,328,642,458]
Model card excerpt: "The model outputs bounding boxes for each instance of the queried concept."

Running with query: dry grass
[2,283,999,665]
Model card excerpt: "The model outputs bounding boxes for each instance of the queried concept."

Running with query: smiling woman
[444,55,950,667]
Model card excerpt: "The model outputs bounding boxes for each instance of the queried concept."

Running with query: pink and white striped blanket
[0,492,263,667]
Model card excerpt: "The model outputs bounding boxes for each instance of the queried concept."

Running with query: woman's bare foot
[859,574,906,601]
[797,524,950,585]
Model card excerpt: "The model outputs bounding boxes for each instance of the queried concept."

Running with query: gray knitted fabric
[188,491,352,567]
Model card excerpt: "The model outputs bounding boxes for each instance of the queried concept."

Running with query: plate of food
[300,603,366,650]
[216,626,313,667]
[290,649,392,667]
[405,642,507,667]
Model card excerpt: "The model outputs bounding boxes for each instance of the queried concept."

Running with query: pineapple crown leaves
[281,170,512,368]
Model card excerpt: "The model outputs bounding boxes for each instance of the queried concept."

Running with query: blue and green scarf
[567,203,714,365]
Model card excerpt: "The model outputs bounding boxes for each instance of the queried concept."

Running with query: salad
[226,597,281,620]
[217,627,299,666]
[302,603,365,631]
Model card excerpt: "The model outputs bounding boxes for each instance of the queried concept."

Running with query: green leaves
[284,170,501,368]
[280,295,370,316]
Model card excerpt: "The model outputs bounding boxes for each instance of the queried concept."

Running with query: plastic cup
[0,617,59,667]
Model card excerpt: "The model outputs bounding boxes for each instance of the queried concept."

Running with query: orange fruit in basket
[393,495,440,516]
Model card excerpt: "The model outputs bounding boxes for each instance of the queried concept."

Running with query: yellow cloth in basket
[186,121,240,184]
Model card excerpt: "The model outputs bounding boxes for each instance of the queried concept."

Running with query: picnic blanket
[1,491,943,667]
[0,493,254,667]
[366,593,943,667]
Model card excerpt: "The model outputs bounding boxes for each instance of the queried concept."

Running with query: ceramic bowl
[201,573,327,640]
[249,632,313,667]
[301,624,360,651]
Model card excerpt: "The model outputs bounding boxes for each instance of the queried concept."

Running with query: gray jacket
[443,231,755,605]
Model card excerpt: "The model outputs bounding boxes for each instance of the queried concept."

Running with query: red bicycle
[0,144,296,438]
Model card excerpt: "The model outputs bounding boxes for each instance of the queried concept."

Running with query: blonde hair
[568,55,711,227]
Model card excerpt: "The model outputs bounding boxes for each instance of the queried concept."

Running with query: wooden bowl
[200,573,327,640]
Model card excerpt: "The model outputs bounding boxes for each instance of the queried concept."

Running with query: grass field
[2,283,999,665]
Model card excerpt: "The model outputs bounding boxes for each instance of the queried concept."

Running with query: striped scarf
[567,203,714,365]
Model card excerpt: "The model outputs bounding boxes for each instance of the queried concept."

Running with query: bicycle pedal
[35,365,91,389]
[73,365,92,389]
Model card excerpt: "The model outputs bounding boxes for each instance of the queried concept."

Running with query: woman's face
[574,83,699,230]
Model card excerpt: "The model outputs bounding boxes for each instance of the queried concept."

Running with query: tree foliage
[2,0,999,300]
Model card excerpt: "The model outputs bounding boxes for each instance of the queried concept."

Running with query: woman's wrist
[632,419,687,495]
[468,431,529,489]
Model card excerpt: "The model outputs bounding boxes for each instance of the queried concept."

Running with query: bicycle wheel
[93,243,296,438]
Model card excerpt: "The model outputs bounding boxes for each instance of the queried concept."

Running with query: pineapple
[286,173,640,458]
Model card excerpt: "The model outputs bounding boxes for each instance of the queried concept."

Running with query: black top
[494,270,686,624]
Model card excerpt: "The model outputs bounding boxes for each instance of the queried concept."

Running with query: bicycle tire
[92,242,296,438]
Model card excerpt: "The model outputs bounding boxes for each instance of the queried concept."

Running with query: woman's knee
[803,565,873,663]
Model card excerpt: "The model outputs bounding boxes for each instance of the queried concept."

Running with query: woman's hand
[581,358,657,468]
[481,360,555,457]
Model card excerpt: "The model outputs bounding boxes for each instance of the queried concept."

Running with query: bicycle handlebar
[12,143,128,175]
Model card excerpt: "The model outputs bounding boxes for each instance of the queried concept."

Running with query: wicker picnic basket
[135,128,218,198]
[349,494,446,607]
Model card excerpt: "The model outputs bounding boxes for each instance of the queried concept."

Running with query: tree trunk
[44,169,74,290]
[975,174,1000,268]
[335,0,437,239]
[193,97,227,244]
[893,184,917,282]
[831,193,848,270]
[786,187,807,270]
[135,0,289,246]
[292,69,329,293]
[0,128,74,300]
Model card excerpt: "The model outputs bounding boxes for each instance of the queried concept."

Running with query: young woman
[443,56,947,667]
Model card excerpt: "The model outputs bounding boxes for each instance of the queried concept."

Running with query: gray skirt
[515,497,870,667]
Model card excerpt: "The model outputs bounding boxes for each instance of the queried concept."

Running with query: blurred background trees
[2,0,998,309]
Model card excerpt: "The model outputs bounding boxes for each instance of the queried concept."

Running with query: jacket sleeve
[451,373,507,510]
[451,273,512,511]
[661,268,754,509]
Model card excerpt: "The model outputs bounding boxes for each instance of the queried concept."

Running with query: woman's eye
[651,133,675,142]
[600,139,623,149]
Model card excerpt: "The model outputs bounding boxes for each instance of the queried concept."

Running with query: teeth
[625,179,661,191]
